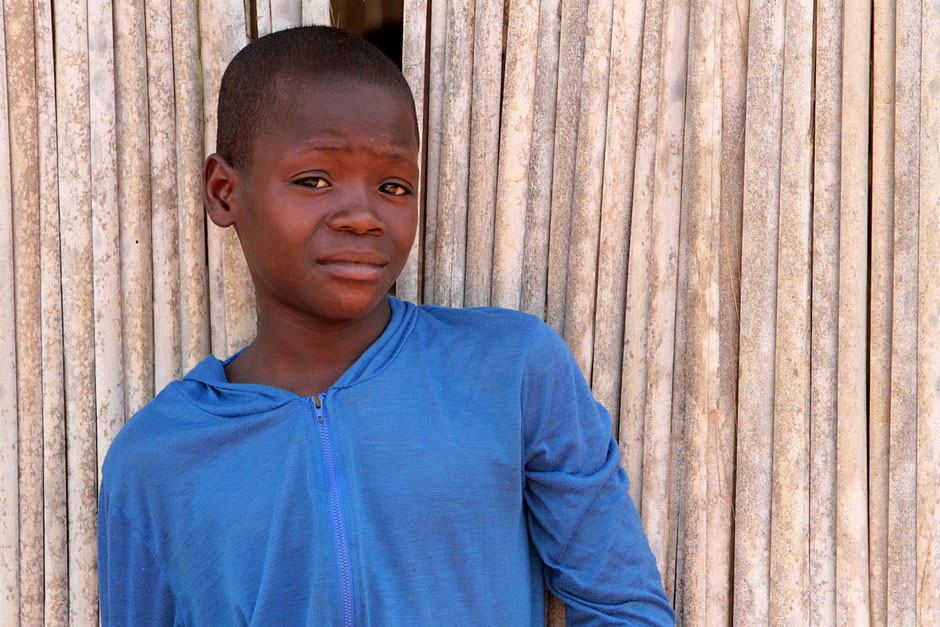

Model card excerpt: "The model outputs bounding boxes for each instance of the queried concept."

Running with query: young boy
[98,26,673,626]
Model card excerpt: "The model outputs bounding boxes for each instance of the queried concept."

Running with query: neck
[225,297,392,396]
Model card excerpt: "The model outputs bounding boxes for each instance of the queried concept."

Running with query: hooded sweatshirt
[98,297,674,626]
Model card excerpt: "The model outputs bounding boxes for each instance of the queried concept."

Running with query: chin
[314,289,389,322]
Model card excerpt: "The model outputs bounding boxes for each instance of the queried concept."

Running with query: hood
[177,296,417,417]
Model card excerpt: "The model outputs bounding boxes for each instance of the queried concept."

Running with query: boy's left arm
[521,322,674,626]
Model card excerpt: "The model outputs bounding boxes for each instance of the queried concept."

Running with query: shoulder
[412,303,549,344]
[401,303,574,380]
[99,382,196,509]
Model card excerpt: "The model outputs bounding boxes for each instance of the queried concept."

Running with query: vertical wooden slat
[422,0,446,302]
[711,0,746,622]
[888,0,919,622]
[619,0,663,509]
[463,0,502,308]
[869,0,895,622]
[53,0,99,619]
[836,0,871,622]
[34,0,67,619]
[173,0,210,372]
[768,0,813,621]
[4,0,42,620]
[810,0,841,622]
[676,0,720,620]
[544,0,587,331]
[733,0,785,621]
[302,0,332,26]
[147,0,182,389]
[590,0,644,425]
[256,0,272,36]
[916,3,940,622]
[519,0,560,319]
[89,0,123,481]
[640,0,690,593]
[199,0,251,355]
[666,88,691,617]
[490,0,539,309]
[398,0,428,302]
[114,0,153,414]
[561,0,614,375]
[271,0,302,31]
[0,4,18,619]
[432,0,474,307]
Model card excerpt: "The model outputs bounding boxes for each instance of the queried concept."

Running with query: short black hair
[216,26,417,170]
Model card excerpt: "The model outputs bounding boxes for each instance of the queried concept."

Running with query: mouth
[316,252,387,281]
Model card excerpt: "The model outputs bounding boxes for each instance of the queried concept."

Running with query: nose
[326,185,386,236]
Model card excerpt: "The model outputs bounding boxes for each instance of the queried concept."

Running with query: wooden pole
[54,0,99,619]
[868,0,896,622]
[810,0,841,622]
[733,0,785,621]
[433,0,474,307]
[490,0,540,310]
[173,0,210,372]
[677,0,720,620]
[0,7,19,618]
[89,0,124,487]
[398,0,428,302]
[711,0,746,621]
[4,0,43,620]
[34,0,67,619]
[422,0,446,302]
[620,0,663,509]
[519,0,560,319]
[463,0,502,308]
[590,0,645,424]
[916,4,940,622]
[836,0,872,621]
[640,0,690,592]
[147,0,182,389]
[768,0,813,622]
[271,0,302,31]
[887,1,918,619]
[561,0,614,376]
[114,0,154,413]
[256,0,272,37]
[302,0,332,26]
[544,0,587,331]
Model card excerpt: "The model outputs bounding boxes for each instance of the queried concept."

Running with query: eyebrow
[289,142,415,163]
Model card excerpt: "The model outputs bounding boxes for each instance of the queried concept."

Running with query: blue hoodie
[98,297,674,625]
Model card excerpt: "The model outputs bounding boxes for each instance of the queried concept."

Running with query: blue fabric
[98,297,674,625]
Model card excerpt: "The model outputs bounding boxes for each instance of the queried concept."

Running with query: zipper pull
[313,394,325,422]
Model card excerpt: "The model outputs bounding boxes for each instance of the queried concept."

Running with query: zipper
[312,393,354,627]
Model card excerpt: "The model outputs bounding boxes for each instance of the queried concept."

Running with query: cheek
[393,206,419,253]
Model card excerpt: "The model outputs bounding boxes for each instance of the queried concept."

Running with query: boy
[98,26,673,625]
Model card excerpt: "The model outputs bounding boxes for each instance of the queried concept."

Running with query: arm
[521,323,674,626]
[98,490,184,626]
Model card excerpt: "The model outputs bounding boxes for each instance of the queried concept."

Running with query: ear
[203,153,241,228]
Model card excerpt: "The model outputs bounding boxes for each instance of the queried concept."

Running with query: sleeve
[98,489,185,627]
[521,322,675,626]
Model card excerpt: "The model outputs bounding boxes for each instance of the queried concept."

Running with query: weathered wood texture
[2,0,937,623]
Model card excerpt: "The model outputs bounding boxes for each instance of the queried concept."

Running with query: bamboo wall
[0,0,937,625]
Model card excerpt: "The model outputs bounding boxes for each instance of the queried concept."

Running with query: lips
[316,250,387,281]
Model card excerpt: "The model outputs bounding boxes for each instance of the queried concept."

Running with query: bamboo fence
[1,0,938,624]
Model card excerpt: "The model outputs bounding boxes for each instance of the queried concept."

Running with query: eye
[380,182,410,196]
[297,176,330,189]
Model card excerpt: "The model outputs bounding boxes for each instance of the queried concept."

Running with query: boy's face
[206,80,419,325]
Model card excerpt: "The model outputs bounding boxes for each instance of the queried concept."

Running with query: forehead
[260,78,418,156]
